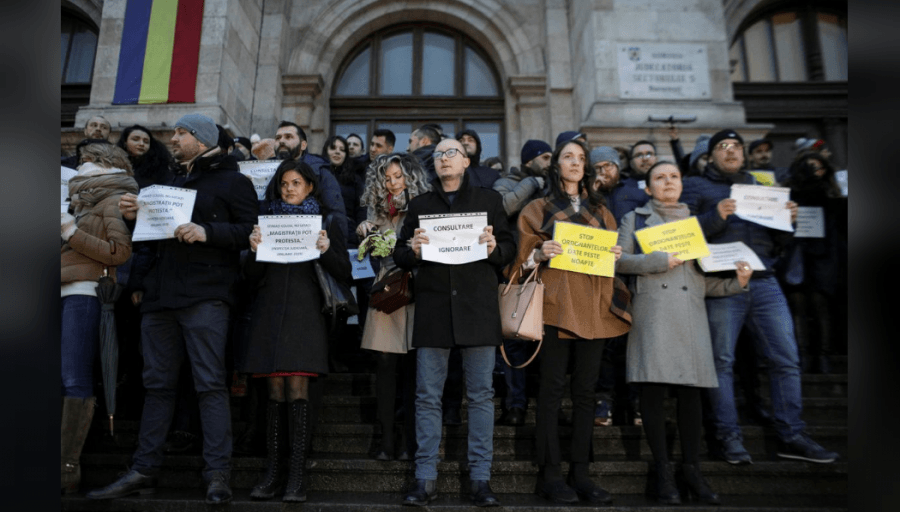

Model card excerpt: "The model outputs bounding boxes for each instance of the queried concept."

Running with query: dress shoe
[567,474,612,504]
[403,479,437,506]
[536,479,578,504]
[470,479,500,507]
[442,408,462,426]
[375,449,393,461]
[86,469,157,500]
[206,474,232,504]
[504,407,525,426]
[397,450,411,461]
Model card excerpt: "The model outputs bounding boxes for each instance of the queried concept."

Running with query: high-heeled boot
[682,462,721,504]
[61,396,95,494]
[283,399,310,502]
[250,401,288,499]
[654,461,681,505]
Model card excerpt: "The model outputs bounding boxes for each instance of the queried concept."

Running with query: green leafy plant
[358,229,397,260]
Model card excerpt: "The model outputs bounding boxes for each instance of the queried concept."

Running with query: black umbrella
[96,269,123,436]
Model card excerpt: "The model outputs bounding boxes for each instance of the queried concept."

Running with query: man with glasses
[680,129,838,465]
[394,138,515,507]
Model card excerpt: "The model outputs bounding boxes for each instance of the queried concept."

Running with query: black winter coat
[137,150,259,312]
[394,173,516,348]
[239,210,351,374]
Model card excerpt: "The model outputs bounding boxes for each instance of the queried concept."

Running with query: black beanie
[707,129,744,155]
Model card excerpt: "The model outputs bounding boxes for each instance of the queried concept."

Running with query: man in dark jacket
[680,129,838,466]
[748,138,790,184]
[408,125,439,182]
[395,138,515,507]
[88,113,259,504]
[62,115,113,168]
[456,128,500,189]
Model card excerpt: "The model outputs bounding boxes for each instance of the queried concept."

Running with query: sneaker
[777,433,838,463]
[717,437,753,465]
[593,400,613,427]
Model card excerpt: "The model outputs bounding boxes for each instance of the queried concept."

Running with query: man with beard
[408,125,439,182]
[271,121,346,223]
[87,113,258,504]
[62,116,113,167]
[456,129,500,189]
[747,138,790,184]
[590,146,631,224]
[680,129,838,466]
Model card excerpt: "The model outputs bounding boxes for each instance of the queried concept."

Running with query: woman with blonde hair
[357,153,430,461]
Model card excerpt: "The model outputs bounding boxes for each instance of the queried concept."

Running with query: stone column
[508,75,549,165]
[282,74,325,151]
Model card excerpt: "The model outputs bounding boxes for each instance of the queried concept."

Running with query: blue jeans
[131,300,232,481]
[501,339,529,409]
[705,276,806,443]
[415,346,495,481]
[61,295,101,398]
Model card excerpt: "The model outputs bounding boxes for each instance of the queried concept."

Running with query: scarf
[649,199,690,222]
[68,164,139,218]
[269,196,321,215]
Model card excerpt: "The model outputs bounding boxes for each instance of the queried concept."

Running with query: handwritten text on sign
[698,242,766,273]
[549,221,618,277]
[238,160,280,200]
[419,212,488,265]
[61,166,77,212]
[132,185,198,242]
[256,215,321,263]
[634,216,710,261]
[731,184,793,232]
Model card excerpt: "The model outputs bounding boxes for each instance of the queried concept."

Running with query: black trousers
[535,326,606,468]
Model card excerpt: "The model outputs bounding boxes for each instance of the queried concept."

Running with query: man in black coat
[88,113,258,504]
[395,138,515,507]
[457,128,501,189]
[408,125,439,182]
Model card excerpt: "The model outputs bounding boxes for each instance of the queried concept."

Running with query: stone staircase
[62,356,847,511]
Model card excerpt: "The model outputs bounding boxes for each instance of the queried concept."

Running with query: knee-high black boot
[61,396,95,494]
[283,399,310,502]
[374,352,397,460]
[250,401,288,499]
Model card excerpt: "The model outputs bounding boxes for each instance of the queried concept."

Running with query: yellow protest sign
[749,170,776,186]
[633,216,710,260]
[549,221,618,277]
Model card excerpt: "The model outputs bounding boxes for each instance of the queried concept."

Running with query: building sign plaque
[617,43,711,100]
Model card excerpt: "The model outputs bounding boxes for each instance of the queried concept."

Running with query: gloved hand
[533,176,545,189]
[61,212,77,242]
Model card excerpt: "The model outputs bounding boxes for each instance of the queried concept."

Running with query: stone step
[79,455,846,495]
[318,371,848,399]
[61,490,848,512]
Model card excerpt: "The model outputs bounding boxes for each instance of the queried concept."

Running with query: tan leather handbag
[498,265,544,368]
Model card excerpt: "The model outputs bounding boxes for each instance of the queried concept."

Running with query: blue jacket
[680,164,793,278]
[606,176,650,225]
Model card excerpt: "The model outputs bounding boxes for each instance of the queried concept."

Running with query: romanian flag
[112,0,205,105]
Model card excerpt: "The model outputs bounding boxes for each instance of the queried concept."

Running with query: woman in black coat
[241,160,351,503]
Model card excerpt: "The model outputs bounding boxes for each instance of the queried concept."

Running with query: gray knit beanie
[174,113,219,149]
[689,134,711,170]
[589,146,621,169]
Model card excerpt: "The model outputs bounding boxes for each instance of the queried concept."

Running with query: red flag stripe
[168,0,205,103]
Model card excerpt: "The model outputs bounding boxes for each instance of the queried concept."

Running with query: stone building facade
[61,0,847,170]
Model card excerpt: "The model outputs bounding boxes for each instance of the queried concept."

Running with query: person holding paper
[358,153,431,461]
[680,129,838,465]
[89,113,258,504]
[511,139,631,505]
[240,160,350,502]
[61,143,138,494]
[782,153,846,374]
[394,138,515,507]
[617,161,752,505]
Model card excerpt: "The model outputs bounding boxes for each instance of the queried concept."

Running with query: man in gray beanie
[88,113,258,504]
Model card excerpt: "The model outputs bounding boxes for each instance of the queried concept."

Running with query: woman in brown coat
[511,139,631,505]
[61,143,138,494]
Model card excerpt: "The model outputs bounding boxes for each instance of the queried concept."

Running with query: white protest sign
[349,249,376,279]
[698,241,766,273]
[61,166,77,212]
[132,185,198,242]
[238,160,281,200]
[420,212,488,265]
[256,215,321,263]
[794,206,825,238]
[730,184,793,232]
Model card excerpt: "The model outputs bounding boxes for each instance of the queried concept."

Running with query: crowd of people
[61,111,846,506]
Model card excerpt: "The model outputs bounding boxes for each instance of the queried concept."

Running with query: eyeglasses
[596,162,617,172]
[432,148,461,160]
[632,152,656,160]
[714,142,743,152]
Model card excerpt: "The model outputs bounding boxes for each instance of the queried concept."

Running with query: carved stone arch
[62,0,102,29]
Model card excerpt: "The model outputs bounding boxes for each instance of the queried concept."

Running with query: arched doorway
[330,23,505,160]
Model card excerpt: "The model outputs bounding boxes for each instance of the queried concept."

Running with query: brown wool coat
[61,184,136,285]
[512,197,631,340]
